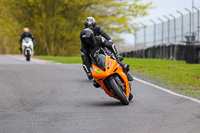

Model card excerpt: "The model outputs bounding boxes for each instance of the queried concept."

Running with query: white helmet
[23,27,29,33]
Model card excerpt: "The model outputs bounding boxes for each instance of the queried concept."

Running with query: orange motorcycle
[92,54,132,105]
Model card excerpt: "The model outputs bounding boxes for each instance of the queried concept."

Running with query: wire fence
[134,7,200,50]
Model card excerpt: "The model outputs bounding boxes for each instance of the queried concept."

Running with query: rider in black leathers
[82,17,113,80]
[80,28,133,100]
[19,27,35,53]
[80,28,133,82]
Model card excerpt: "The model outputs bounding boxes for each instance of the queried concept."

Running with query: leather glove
[108,40,114,45]
[116,53,124,61]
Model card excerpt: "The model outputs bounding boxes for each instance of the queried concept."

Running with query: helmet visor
[87,20,93,27]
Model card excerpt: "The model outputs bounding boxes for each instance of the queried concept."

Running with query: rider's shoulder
[94,25,101,30]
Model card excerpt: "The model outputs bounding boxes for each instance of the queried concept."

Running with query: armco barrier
[169,44,175,60]
[120,43,199,63]
[139,49,144,58]
[186,44,195,63]
[162,45,167,59]
[197,45,200,63]
[186,44,200,64]
[132,51,136,58]
[122,52,126,57]
[151,46,156,58]
[144,48,149,58]
[126,51,131,58]
[158,45,162,58]
[145,48,150,58]
[155,46,160,59]
[174,44,186,60]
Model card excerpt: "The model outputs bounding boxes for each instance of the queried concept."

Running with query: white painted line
[133,76,200,104]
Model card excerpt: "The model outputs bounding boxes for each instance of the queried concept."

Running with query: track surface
[0,55,200,133]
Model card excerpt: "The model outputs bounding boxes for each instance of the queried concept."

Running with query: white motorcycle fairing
[22,37,34,61]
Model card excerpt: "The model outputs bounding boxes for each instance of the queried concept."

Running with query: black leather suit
[81,26,112,75]
[91,26,111,40]
[19,32,35,45]
[80,36,127,76]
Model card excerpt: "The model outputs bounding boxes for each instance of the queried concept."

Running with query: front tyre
[26,50,31,61]
[109,78,129,105]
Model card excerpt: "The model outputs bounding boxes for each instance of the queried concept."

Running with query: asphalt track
[0,55,200,133]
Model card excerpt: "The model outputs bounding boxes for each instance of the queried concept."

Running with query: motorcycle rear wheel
[109,78,129,105]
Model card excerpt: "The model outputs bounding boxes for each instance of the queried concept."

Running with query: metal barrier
[121,43,200,64]
[121,6,200,64]
[133,6,200,50]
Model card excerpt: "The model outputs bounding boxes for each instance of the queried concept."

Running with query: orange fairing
[92,55,130,99]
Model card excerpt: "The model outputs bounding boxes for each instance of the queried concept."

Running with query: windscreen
[96,54,106,71]
[24,37,30,43]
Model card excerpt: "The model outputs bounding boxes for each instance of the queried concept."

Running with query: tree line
[0,0,152,56]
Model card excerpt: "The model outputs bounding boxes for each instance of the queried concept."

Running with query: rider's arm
[100,37,118,55]
[28,32,35,44]
[29,33,35,43]
[100,37,123,60]
[96,26,111,41]
[19,34,24,43]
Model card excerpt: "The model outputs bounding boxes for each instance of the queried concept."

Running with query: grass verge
[35,56,200,98]
[34,56,82,64]
[124,58,200,98]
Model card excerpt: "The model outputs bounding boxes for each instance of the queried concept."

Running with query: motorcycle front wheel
[26,50,31,61]
[109,78,129,105]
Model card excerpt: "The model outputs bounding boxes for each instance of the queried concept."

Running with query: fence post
[150,19,156,46]
[158,17,164,45]
[140,22,146,49]
[177,10,184,41]
[169,14,176,42]
[185,8,192,37]
[133,26,137,50]
[193,6,200,42]
[164,15,170,44]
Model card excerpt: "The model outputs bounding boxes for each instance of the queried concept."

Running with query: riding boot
[126,73,133,81]
[128,82,133,101]
[87,73,93,80]
[129,92,133,101]
[93,80,101,88]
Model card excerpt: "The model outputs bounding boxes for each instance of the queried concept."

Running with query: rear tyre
[26,50,30,61]
[109,78,129,105]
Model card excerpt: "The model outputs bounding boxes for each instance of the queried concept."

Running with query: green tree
[0,0,152,56]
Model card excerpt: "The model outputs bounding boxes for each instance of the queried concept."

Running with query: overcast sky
[123,0,200,45]
[136,0,200,24]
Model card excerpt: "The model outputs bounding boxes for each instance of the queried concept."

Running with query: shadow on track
[86,100,134,107]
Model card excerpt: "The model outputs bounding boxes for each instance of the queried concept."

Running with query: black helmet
[80,28,95,47]
[85,17,96,29]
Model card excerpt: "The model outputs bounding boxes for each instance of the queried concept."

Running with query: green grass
[34,56,82,64]
[123,58,200,97]
[34,56,200,97]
